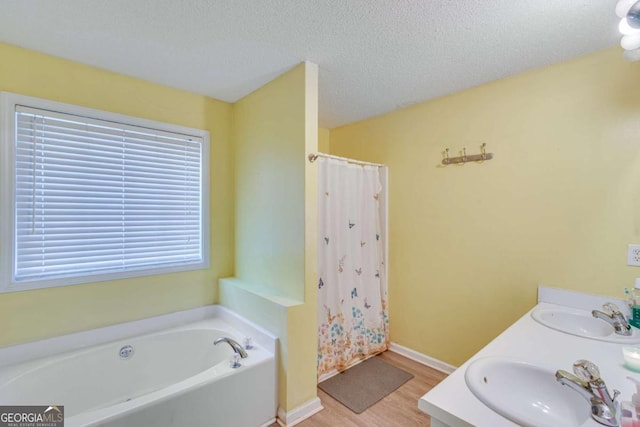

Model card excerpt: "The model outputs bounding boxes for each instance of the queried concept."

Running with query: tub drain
[119,345,134,359]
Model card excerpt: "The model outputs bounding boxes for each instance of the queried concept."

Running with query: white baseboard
[389,342,457,374]
[276,397,323,426]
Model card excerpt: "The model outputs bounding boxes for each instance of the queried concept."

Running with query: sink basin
[465,357,589,427]
[531,306,640,343]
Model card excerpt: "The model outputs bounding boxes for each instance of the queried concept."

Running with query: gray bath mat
[318,356,414,414]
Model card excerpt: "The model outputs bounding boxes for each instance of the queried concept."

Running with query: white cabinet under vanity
[419,286,640,427]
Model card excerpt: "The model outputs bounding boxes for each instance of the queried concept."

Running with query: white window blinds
[9,103,207,287]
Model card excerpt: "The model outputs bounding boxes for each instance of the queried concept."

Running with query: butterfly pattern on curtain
[317,157,389,377]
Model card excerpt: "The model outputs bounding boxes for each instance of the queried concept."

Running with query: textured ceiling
[0,1,620,128]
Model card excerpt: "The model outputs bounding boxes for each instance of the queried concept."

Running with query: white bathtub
[0,306,277,427]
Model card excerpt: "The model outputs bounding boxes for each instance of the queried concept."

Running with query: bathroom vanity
[419,286,639,427]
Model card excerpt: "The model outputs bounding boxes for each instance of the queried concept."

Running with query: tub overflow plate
[119,345,134,359]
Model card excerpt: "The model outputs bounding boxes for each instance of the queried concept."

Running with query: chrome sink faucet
[556,360,620,427]
[592,302,631,336]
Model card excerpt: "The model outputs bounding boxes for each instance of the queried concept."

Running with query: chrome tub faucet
[214,337,249,359]
[556,359,620,427]
[592,302,631,336]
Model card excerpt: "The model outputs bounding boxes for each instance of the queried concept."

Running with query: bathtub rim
[0,325,246,389]
[0,305,278,368]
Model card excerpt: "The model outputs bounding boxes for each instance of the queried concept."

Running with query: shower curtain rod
[308,152,385,168]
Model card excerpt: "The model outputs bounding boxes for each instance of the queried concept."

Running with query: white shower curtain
[317,157,388,377]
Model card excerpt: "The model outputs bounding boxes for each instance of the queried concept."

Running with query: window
[0,92,210,293]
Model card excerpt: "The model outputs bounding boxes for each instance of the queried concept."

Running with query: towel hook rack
[442,143,493,165]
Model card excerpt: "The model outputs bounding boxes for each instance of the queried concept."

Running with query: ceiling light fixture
[617,0,640,60]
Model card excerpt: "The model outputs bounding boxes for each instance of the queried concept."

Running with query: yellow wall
[318,127,330,152]
[221,62,318,412]
[296,60,319,411]
[233,63,307,300]
[0,42,234,346]
[330,47,640,366]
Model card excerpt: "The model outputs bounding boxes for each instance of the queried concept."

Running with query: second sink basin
[531,306,640,343]
[465,357,589,427]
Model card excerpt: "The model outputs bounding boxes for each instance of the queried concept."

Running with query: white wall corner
[389,342,457,374]
[276,397,323,427]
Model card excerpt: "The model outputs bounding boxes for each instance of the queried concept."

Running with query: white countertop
[418,289,640,427]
